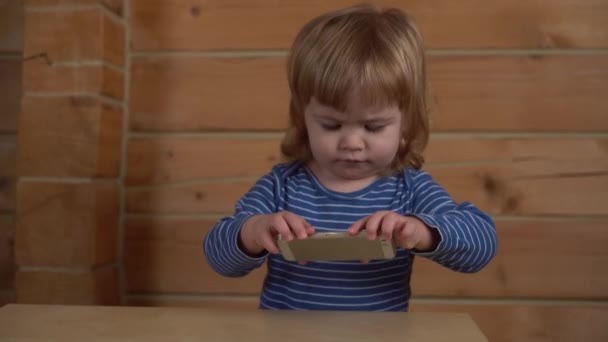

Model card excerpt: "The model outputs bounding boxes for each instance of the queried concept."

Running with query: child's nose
[339,133,364,151]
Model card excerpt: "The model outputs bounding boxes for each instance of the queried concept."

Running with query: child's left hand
[347,211,439,252]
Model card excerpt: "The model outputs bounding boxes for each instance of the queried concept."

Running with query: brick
[23,58,124,100]
[16,267,119,305]
[17,96,122,178]
[15,181,119,268]
[24,8,124,65]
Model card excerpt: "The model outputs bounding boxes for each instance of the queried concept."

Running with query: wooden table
[0,304,487,341]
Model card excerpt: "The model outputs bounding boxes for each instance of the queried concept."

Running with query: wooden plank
[23,58,124,100]
[126,180,254,214]
[129,56,288,131]
[129,55,608,132]
[15,181,119,268]
[0,59,21,132]
[427,163,608,217]
[0,136,16,212]
[411,302,608,342]
[16,267,119,305]
[411,220,608,298]
[102,11,124,66]
[126,295,259,309]
[18,96,123,178]
[126,136,608,184]
[0,0,24,52]
[130,0,608,50]
[124,296,608,342]
[124,217,266,294]
[125,136,608,216]
[0,215,15,292]
[126,136,281,185]
[24,8,124,65]
[24,0,124,16]
[428,55,608,131]
[123,217,608,299]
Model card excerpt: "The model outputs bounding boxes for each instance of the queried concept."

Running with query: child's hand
[347,211,438,252]
[240,211,315,256]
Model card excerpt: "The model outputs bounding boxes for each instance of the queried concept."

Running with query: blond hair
[281,4,429,172]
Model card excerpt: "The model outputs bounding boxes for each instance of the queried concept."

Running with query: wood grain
[0,215,15,292]
[18,97,123,178]
[24,8,124,65]
[411,220,608,298]
[15,181,119,268]
[123,217,608,299]
[23,58,124,100]
[129,56,288,131]
[124,217,266,294]
[428,55,608,131]
[24,0,124,16]
[126,180,255,214]
[0,304,488,341]
[0,59,21,132]
[412,302,608,342]
[0,0,24,52]
[130,0,608,50]
[0,136,16,212]
[125,296,608,342]
[125,136,608,216]
[126,136,281,185]
[129,55,608,131]
[16,267,119,305]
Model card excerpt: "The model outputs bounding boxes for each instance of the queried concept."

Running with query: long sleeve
[408,170,498,273]
[203,172,279,277]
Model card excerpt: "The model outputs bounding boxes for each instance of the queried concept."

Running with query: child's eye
[322,124,341,131]
[365,125,385,132]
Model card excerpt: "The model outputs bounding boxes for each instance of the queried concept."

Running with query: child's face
[304,94,402,184]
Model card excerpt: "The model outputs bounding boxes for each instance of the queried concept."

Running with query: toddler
[204,4,498,311]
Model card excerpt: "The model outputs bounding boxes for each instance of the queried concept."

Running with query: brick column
[15,1,125,305]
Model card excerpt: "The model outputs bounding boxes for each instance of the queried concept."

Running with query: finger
[283,212,310,239]
[258,233,279,254]
[298,260,309,266]
[379,213,400,241]
[396,220,418,249]
[348,216,368,235]
[364,211,390,240]
[360,259,369,264]
[270,214,293,241]
[305,221,315,235]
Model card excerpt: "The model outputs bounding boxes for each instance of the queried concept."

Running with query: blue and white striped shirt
[204,161,497,311]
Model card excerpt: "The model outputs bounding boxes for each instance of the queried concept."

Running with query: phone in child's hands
[277,231,396,262]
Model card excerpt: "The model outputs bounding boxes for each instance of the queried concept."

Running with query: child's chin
[334,168,377,181]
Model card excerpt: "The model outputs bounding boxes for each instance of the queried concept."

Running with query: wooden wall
[7,0,608,341]
[14,0,125,305]
[122,1,608,341]
[0,0,23,306]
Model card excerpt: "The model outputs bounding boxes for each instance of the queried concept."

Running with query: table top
[0,304,487,341]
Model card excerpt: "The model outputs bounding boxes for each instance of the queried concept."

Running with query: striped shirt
[203,161,497,311]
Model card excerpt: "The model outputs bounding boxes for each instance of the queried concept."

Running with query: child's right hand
[239,211,315,256]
